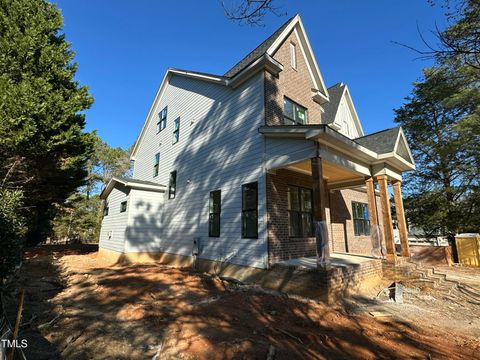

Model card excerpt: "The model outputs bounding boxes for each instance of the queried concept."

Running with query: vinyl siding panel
[125,188,165,253]
[265,138,316,170]
[99,185,129,253]
[132,72,267,268]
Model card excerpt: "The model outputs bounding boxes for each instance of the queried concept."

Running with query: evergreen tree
[0,0,94,244]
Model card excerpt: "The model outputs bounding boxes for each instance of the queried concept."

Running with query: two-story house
[98,15,415,278]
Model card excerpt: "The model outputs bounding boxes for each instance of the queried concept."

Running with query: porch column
[311,157,330,265]
[365,177,378,227]
[377,175,396,263]
[392,180,411,257]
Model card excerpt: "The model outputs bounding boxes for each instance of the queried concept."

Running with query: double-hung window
[172,117,180,144]
[242,182,258,238]
[157,106,167,133]
[168,170,177,199]
[283,97,308,125]
[209,190,221,237]
[352,201,370,236]
[287,185,314,237]
[153,153,160,177]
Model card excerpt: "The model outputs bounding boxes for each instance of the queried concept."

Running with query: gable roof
[323,83,344,125]
[355,127,400,154]
[100,176,166,199]
[323,82,364,137]
[224,15,296,78]
[224,14,329,101]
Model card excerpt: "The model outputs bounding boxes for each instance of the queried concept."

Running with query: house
[98,15,415,277]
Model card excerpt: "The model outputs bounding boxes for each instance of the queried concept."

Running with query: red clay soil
[10,245,480,359]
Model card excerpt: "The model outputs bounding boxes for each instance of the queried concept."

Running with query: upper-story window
[153,153,160,177]
[290,42,297,69]
[120,201,127,213]
[157,106,168,133]
[172,117,180,144]
[283,97,307,125]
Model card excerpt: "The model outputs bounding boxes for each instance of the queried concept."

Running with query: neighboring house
[99,15,415,270]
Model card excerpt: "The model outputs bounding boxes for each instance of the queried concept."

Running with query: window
[209,190,221,237]
[352,201,370,236]
[153,153,160,177]
[242,182,258,238]
[290,42,296,69]
[288,185,314,237]
[172,117,180,144]
[120,201,127,213]
[103,205,109,217]
[168,170,177,199]
[157,106,168,133]
[283,97,308,125]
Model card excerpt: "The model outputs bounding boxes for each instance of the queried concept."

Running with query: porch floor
[277,252,380,269]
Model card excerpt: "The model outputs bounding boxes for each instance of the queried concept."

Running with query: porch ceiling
[286,159,364,184]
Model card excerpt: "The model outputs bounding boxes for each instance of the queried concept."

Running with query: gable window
[288,185,314,237]
[172,117,180,144]
[290,42,297,69]
[242,182,258,238]
[153,153,160,177]
[168,170,177,199]
[120,201,127,213]
[157,106,168,133]
[103,205,109,217]
[283,97,308,125]
[352,201,370,236]
[209,190,221,237]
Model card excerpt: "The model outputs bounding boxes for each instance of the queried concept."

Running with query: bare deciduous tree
[221,0,285,25]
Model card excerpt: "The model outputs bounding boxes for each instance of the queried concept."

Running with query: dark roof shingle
[354,127,400,154]
[224,15,296,78]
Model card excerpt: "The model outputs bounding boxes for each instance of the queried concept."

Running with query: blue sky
[54,0,447,149]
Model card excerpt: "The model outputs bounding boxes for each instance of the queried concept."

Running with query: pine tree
[0,0,94,244]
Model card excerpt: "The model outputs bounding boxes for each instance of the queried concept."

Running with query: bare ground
[7,245,480,359]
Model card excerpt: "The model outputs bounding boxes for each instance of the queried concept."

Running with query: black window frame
[208,190,221,237]
[352,201,370,236]
[153,152,160,177]
[241,182,258,239]
[120,201,127,213]
[287,185,314,238]
[168,170,177,199]
[157,106,168,133]
[283,97,308,125]
[103,205,109,217]
[172,117,180,144]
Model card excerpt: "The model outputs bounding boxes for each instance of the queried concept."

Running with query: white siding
[265,138,316,170]
[99,185,129,253]
[334,96,361,139]
[125,188,165,253]
[132,72,267,268]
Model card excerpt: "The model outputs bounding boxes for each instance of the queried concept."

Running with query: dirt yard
[7,245,480,359]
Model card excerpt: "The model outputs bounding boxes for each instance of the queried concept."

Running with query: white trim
[266,15,329,101]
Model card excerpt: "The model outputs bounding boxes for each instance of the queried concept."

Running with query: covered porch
[261,124,416,268]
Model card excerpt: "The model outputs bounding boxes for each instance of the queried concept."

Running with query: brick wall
[265,30,323,126]
[266,169,330,264]
[267,168,387,264]
[329,189,384,256]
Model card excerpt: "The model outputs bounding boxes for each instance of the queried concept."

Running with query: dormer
[323,83,364,139]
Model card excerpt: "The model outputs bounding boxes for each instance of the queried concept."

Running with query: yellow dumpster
[455,234,480,267]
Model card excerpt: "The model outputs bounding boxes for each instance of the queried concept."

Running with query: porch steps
[384,261,480,304]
